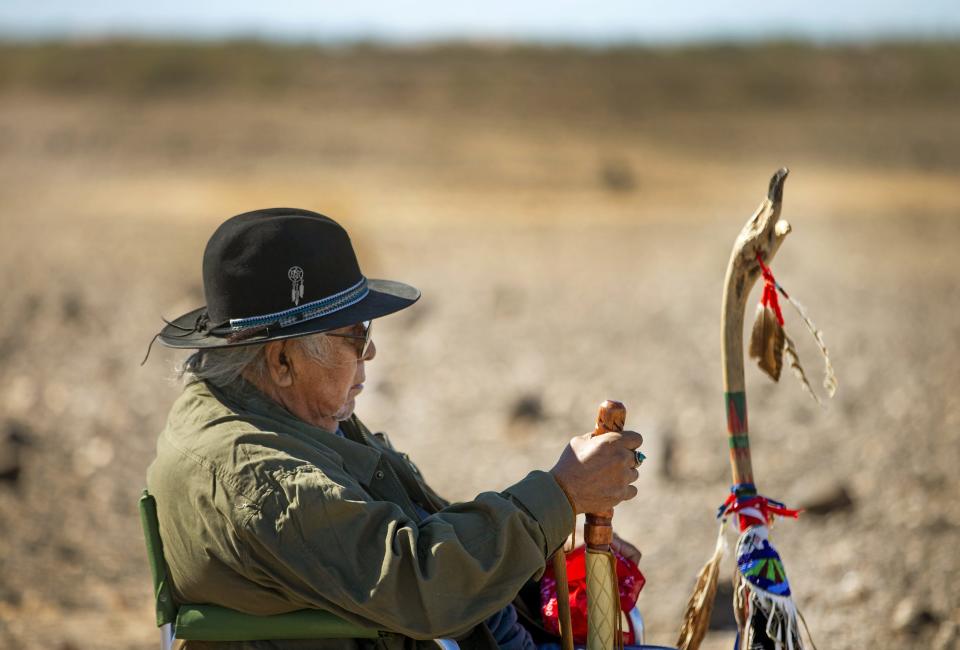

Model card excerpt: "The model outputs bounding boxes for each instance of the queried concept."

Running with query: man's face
[271,324,375,431]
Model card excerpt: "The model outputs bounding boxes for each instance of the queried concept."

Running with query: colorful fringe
[715,485,810,650]
[734,526,804,650]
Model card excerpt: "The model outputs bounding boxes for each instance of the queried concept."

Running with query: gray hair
[179,333,337,388]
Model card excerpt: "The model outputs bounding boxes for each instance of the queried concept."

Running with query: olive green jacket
[146,380,574,649]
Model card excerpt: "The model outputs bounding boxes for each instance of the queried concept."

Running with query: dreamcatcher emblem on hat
[288,266,305,305]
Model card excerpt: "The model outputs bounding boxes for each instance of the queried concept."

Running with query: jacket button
[375,470,385,480]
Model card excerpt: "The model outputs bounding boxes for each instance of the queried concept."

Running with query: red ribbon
[718,492,802,530]
[756,253,784,326]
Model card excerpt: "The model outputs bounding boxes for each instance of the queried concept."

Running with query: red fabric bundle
[540,544,646,645]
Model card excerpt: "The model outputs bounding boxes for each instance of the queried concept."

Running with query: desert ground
[0,42,958,649]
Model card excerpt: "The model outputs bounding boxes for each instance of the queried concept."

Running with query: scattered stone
[598,158,637,192]
[924,515,955,535]
[62,293,84,322]
[508,394,544,425]
[0,463,18,485]
[795,480,855,516]
[0,585,21,607]
[892,598,918,631]
[658,429,676,482]
[4,376,38,415]
[56,544,80,562]
[0,421,30,486]
[374,380,396,398]
[73,435,115,476]
[933,621,959,650]
[892,597,939,633]
[22,293,41,322]
[837,570,870,604]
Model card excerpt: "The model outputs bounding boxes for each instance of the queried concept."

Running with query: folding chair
[139,489,459,649]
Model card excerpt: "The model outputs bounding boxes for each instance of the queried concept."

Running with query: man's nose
[362,339,376,362]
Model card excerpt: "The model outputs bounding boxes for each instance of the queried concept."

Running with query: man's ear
[265,341,294,387]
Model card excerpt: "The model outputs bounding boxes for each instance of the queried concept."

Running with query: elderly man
[148,208,644,650]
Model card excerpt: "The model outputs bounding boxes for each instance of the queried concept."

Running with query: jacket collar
[201,379,383,487]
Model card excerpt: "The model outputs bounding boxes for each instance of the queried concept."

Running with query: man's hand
[549,429,643,514]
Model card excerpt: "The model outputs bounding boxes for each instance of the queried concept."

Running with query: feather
[749,304,784,381]
[676,525,726,650]
[784,333,821,406]
[779,291,838,398]
[748,304,766,361]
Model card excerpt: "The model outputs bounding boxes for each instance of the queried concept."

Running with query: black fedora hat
[157,208,420,349]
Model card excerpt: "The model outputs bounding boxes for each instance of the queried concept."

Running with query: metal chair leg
[160,622,174,650]
[627,606,645,645]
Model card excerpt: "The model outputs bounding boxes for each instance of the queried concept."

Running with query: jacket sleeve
[238,463,574,640]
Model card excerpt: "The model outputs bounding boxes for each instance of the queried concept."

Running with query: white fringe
[743,587,803,650]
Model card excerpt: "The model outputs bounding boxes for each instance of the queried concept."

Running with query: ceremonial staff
[678,169,834,650]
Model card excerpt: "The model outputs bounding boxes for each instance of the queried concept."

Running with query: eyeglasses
[324,320,373,360]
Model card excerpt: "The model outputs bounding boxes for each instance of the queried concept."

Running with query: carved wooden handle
[584,400,626,551]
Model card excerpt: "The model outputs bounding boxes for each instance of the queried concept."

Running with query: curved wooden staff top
[721,168,791,489]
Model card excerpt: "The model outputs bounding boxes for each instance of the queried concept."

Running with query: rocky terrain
[0,42,958,649]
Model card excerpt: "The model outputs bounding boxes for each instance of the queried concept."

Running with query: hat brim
[158,278,420,349]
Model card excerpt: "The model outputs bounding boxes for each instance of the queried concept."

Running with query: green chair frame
[139,489,459,649]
